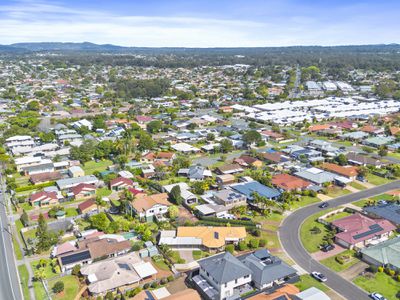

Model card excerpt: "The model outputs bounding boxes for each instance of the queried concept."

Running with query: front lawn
[353,272,400,300]
[18,264,30,300]
[96,187,112,197]
[65,207,78,217]
[193,250,208,260]
[320,250,359,272]
[30,259,57,280]
[366,174,391,186]
[13,236,23,260]
[32,280,47,300]
[324,211,352,223]
[325,187,351,198]
[48,275,80,300]
[290,196,321,211]
[300,209,334,253]
[82,160,113,175]
[294,274,330,292]
[19,202,34,211]
[349,181,367,191]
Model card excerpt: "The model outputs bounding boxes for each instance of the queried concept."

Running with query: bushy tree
[52,281,64,294]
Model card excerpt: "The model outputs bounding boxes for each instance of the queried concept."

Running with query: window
[235,279,238,284]
[244,275,250,279]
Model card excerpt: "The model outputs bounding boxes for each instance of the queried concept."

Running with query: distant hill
[0,42,399,55]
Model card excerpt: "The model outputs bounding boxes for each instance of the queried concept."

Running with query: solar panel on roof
[352,224,383,240]
[60,250,91,265]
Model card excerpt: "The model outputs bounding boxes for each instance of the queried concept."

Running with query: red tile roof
[110,177,134,188]
[272,173,311,191]
[71,183,96,196]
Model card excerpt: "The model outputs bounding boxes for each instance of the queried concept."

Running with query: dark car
[319,202,329,209]
[241,217,252,221]
[321,244,335,252]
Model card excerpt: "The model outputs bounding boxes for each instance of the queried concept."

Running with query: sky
[0,0,399,47]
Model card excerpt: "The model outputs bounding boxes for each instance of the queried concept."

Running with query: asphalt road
[279,180,400,300]
[0,176,22,300]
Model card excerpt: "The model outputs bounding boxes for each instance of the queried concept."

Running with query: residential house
[23,162,55,176]
[272,174,311,192]
[68,166,85,178]
[234,155,263,168]
[363,136,395,148]
[321,163,358,180]
[71,183,96,200]
[212,189,247,208]
[231,181,281,201]
[129,193,172,222]
[30,171,62,185]
[78,199,97,215]
[178,165,212,181]
[215,164,244,175]
[294,168,337,186]
[260,151,290,166]
[260,130,284,142]
[29,191,58,207]
[56,175,99,190]
[216,174,236,187]
[194,252,252,300]
[363,203,400,226]
[80,252,158,296]
[331,213,396,249]
[360,236,400,272]
[163,182,198,205]
[158,226,246,251]
[171,142,200,153]
[110,177,135,191]
[346,152,385,168]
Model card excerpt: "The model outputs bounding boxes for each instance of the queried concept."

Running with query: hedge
[15,181,55,193]
[198,216,257,227]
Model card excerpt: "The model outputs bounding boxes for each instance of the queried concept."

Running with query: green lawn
[325,187,351,198]
[324,211,352,223]
[19,202,34,211]
[48,275,80,300]
[30,259,57,280]
[387,152,400,160]
[320,250,359,272]
[82,160,113,175]
[13,236,23,260]
[152,257,170,271]
[294,275,330,292]
[32,280,47,300]
[370,194,394,201]
[15,219,24,232]
[353,272,400,300]
[65,207,78,217]
[300,209,334,253]
[18,264,30,300]
[96,187,112,197]
[349,181,367,191]
[170,251,185,264]
[366,174,391,186]
[193,250,208,260]
[290,196,321,211]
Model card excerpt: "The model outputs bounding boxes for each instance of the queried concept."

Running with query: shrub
[225,244,235,254]
[238,241,247,251]
[397,275,400,282]
[368,265,378,273]
[160,278,168,285]
[143,283,150,289]
[52,281,64,294]
[252,229,261,237]
[249,239,259,249]
[167,275,174,282]
[71,264,81,276]
[335,256,345,265]
[151,281,159,289]
[259,239,267,247]
[378,266,384,273]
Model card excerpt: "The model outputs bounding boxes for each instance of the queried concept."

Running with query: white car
[311,271,327,282]
[370,293,387,300]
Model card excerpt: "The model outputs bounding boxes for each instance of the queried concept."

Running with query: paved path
[279,180,400,300]
[339,261,369,281]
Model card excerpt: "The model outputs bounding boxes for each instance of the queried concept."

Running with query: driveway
[178,250,194,263]
[340,261,369,281]
[311,244,346,261]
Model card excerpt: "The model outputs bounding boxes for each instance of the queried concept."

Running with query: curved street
[279,180,400,300]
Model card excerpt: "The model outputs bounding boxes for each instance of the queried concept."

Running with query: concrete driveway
[178,250,194,263]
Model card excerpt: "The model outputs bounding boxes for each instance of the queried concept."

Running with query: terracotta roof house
[159,226,246,251]
[78,199,97,214]
[321,163,358,180]
[390,126,400,136]
[261,152,290,165]
[71,183,96,200]
[272,174,311,191]
[129,193,172,222]
[110,177,135,191]
[359,125,383,135]
[260,130,284,142]
[29,191,58,207]
[331,213,396,250]
[308,124,330,132]
[234,155,263,168]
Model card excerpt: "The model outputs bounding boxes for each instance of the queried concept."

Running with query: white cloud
[0,0,398,47]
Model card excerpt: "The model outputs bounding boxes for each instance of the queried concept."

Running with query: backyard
[82,159,113,175]
[48,275,81,300]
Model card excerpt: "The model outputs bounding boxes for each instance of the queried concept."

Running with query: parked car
[240,217,252,221]
[319,202,329,209]
[321,244,335,252]
[377,200,388,206]
[370,293,387,300]
[356,175,367,182]
[311,271,327,282]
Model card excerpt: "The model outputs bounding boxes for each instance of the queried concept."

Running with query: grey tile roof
[198,252,252,284]
[364,203,400,225]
